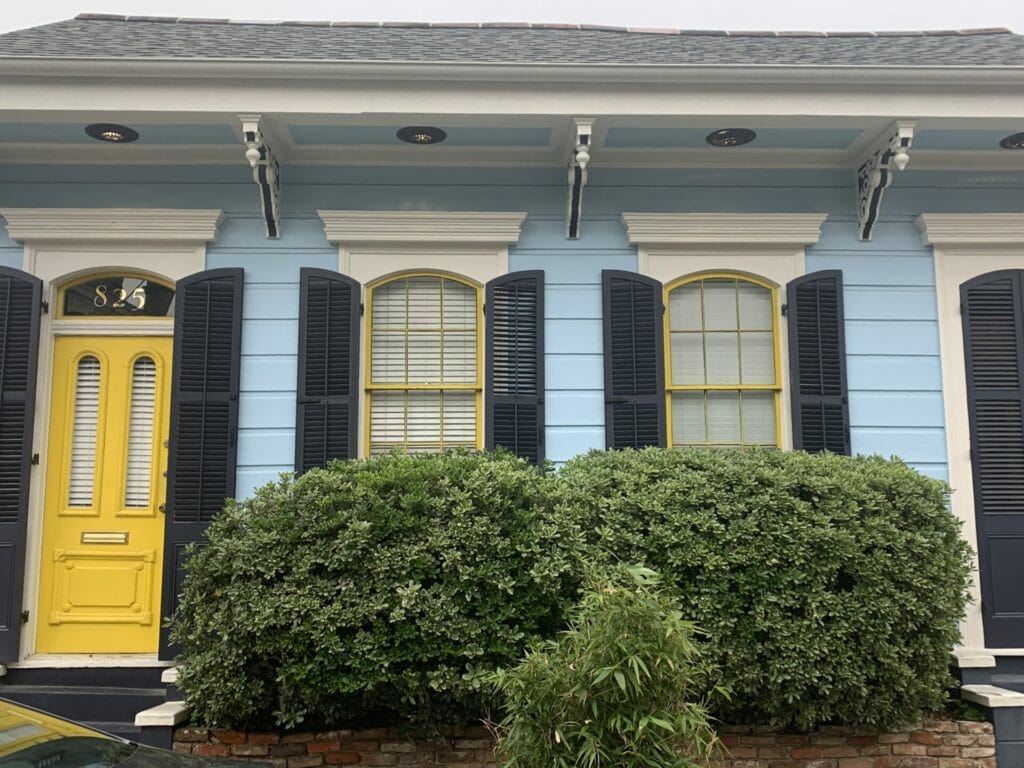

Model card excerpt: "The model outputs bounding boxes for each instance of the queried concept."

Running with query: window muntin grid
[366,273,482,454]
[665,274,781,448]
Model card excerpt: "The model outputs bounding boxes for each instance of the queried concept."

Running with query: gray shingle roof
[0,16,1021,66]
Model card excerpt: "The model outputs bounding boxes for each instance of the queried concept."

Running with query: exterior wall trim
[621,212,828,245]
[917,213,1024,246]
[926,213,1024,654]
[318,210,527,244]
[0,208,224,243]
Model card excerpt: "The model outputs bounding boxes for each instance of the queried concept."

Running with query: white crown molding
[621,213,828,246]
[318,210,527,244]
[0,208,224,243]
[917,213,1024,246]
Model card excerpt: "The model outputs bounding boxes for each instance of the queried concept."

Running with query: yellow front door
[37,336,172,653]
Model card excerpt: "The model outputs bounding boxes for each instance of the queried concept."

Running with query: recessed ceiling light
[397,126,447,145]
[999,132,1024,150]
[706,128,757,148]
[85,123,140,143]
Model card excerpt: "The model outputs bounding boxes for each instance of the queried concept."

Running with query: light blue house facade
[0,14,1023,756]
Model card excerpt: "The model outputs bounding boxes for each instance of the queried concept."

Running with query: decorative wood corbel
[566,119,594,240]
[240,114,281,239]
[856,120,916,240]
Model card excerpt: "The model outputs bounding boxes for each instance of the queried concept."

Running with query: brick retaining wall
[174,718,996,768]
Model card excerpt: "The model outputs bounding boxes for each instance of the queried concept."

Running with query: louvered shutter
[787,270,850,454]
[295,268,360,472]
[485,271,545,463]
[160,268,243,656]
[0,267,42,662]
[962,270,1024,647]
[601,270,666,449]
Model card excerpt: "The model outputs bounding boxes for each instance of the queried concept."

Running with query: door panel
[37,337,171,653]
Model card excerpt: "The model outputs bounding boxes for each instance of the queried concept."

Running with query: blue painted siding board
[244,284,300,320]
[844,286,937,321]
[237,468,292,499]
[546,286,602,319]
[851,427,948,463]
[805,253,936,287]
[909,464,949,482]
[237,429,294,466]
[545,319,603,355]
[239,393,296,429]
[848,392,945,428]
[207,251,335,282]
[545,392,605,426]
[845,320,940,356]
[516,216,630,250]
[510,252,639,283]
[546,355,604,390]
[0,247,21,269]
[214,215,334,250]
[812,219,928,253]
[241,356,297,392]
[240,319,298,356]
[846,355,943,391]
[547,427,605,463]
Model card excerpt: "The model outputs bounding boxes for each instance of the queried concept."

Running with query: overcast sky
[2,0,1022,35]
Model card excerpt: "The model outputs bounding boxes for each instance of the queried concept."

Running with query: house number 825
[94,284,147,310]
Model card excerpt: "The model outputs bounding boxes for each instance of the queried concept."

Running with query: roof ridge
[69,14,1017,37]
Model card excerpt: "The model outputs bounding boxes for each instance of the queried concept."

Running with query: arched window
[665,273,781,448]
[366,272,483,454]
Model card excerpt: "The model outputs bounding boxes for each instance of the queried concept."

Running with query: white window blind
[68,355,101,507]
[125,356,156,507]
[668,277,779,448]
[369,275,480,453]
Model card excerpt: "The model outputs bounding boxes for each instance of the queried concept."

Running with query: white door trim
[1,211,220,662]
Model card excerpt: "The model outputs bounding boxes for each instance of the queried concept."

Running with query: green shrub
[491,566,722,768]
[557,448,973,730]
[171,450,581,730]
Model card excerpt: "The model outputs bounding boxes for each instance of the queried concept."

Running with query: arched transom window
[367,273,482,454]
[666,274,781,448]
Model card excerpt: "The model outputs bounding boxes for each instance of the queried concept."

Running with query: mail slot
[80,531,129,545]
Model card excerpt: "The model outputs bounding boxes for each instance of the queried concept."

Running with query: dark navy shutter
[160,268,243,656]
[295,268,360,472]
[787,270,850,454]
[601,270,665,450]
[0,267,42,662]
[962,270,1024,647]
[485,270,544,463]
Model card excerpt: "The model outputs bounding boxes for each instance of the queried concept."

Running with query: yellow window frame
[364,270,484,455]
[663,271,783,448]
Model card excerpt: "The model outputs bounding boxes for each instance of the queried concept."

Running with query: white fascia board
[0,57,1022,86]
[1,65,1024,120]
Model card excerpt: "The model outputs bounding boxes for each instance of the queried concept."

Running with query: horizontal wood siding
[5,165,1024,491]
[510,217,636,462]
[807,218,946,480]
[206,217,337,496]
